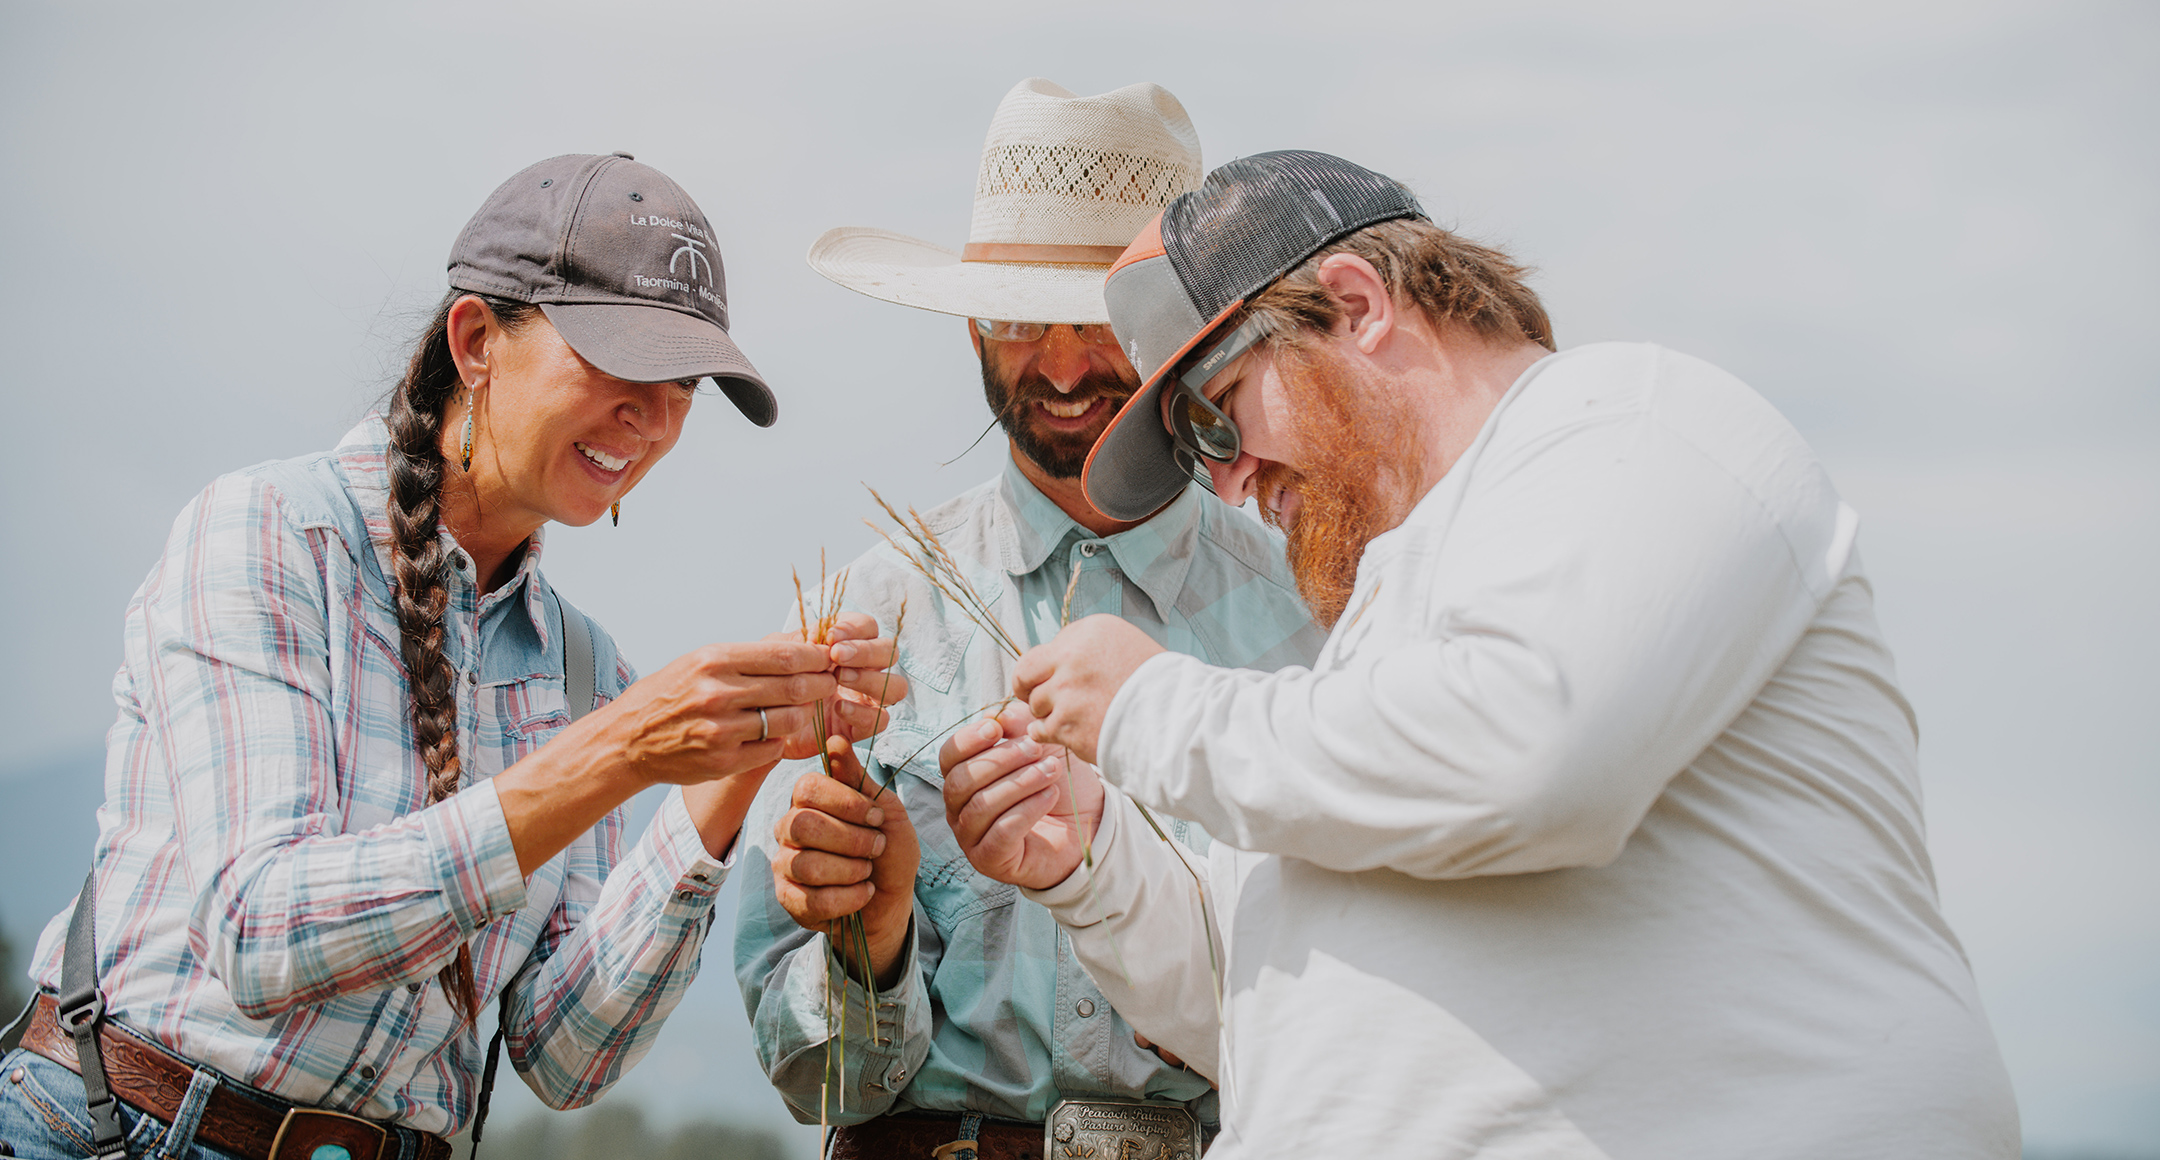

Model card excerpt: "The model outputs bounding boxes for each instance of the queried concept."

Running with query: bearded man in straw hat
[733,81,1324,1158]
[944,152,2020,1157]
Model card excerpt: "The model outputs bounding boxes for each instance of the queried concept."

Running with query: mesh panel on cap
[1161,150,1425,321]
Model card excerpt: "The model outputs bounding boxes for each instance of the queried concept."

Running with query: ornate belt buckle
[1045,1097,1201,1160]
[267,1106,390,1160]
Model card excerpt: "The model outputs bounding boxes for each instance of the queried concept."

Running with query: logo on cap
[670,234,712,283]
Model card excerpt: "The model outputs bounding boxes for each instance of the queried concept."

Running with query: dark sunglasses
[1165,315,1273,469]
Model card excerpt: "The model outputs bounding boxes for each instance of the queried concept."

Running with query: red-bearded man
[938,151,2019,1159]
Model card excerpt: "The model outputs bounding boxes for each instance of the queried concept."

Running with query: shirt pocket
[908,789,1017,927]
[499,676,573,765]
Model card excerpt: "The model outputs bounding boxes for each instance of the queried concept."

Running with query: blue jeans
[0,1045,237,1159]
[1,1045,449,1160]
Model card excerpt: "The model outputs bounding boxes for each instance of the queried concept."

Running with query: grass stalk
[862,483,1221,1081]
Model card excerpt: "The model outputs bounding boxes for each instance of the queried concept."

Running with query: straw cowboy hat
[806,78,1203,324]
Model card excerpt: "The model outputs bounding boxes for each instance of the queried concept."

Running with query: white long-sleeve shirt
[1027,343,2018,1159]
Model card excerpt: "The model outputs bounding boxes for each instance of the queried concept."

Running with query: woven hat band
[961,243,1129,264]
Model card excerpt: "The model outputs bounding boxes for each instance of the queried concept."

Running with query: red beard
[1252,343,1418,628]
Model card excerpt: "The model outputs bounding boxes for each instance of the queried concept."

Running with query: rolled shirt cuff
[425,778,529,933]
[654,787,735,903]
[1023,784,1125,919]
[1095,650,1192,796]
[826,914,923,1073]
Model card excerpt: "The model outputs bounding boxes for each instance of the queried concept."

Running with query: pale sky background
[1,1,2153,1156]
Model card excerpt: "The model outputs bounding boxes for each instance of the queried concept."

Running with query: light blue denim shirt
[735,458,1323,1127]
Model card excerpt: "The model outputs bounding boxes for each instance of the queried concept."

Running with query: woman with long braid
[0,154,904,1160]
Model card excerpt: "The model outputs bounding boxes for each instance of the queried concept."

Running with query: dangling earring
[611,501,621,527]
[459,391,474,473]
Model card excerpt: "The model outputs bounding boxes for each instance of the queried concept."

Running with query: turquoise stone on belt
[309,1145,353,1160]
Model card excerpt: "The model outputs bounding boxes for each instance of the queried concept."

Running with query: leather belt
[23,993,452,1160]
[830,1111,1043,1160]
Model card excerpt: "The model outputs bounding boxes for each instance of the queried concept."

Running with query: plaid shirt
[28,418,730,1135]
[735,458,1324,1126]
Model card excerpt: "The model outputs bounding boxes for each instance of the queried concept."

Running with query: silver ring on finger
[757,707,771,742]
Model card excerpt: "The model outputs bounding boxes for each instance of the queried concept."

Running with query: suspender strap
[470,994,512,1154]
[60,867,129,1157]
[471,598,597,1159]
[561,600,597,729]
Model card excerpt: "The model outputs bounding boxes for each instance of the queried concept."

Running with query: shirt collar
[993,454,1204,623]
[337,414,553,645]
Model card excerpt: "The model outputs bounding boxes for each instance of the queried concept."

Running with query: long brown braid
[384,290,536,1026]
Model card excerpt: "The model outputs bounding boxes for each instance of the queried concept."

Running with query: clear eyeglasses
[972,318,1121,346]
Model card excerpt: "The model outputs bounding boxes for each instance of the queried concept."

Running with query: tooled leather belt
[832,1098,1204,1160]
[830,1111,1044,1160]
[20,992,452,1160]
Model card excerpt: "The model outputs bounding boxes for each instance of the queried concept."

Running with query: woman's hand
[500,639,832,875]
[775,611,910,759]
[608,640,839,787]
[939,702,1105,892]
[769,738,920,989]
[674,610,910,863]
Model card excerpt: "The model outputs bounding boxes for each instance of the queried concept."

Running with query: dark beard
[1255,344,1418,628]
[981,359,1135,480]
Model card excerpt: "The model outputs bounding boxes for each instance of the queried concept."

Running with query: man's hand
[939,703,1106,891]
[1010,614,1165,765]
[765,610,911,760]
[769,738,920,989]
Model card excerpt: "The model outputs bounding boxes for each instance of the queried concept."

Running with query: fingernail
[866,807,884,827]
[832,643,858,663]
[1016,739,1043,758]
[837,667,862,682]
[872,834,887,856]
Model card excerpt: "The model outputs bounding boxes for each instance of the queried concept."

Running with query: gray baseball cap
[448,152,775,427]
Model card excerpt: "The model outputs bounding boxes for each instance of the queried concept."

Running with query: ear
[445,294,497,391]
[965,316,985,358]
[1313,254,1395,356]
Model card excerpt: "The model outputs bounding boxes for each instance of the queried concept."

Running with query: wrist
[682,771,770,860]
[870,912,913,991]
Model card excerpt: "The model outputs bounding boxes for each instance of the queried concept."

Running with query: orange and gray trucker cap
[448,152,776,427]
[1082,151,1424,521]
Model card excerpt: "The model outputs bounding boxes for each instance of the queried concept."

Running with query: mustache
[1250,460,1306,529]
[992,370,1135,424]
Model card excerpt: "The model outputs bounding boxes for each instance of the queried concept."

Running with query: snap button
[358,1065,376,1081]
[674,889,696,901]
[691,873,710,885]
[310,1145,353,1160]
[9,1066,23,1083]
[466,671,478,687]
[1079,542,1100,557]
[890,1067,906,1083]
[449,550,468,572]
[407,982,423,994]
[1076,998,1096,1018]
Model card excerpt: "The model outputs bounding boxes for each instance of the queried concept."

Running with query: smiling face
[460,306,695,535]
[1189,335,1419,626]
[974,321,1141,480]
